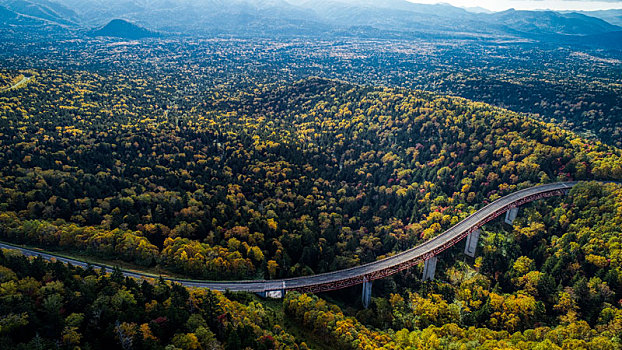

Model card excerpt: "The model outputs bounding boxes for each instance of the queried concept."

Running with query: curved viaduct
[1,181,591,301]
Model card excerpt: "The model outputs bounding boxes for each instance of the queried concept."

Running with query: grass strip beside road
[0,241,327,347]
[0,240,211,283]
[1,76,32,92]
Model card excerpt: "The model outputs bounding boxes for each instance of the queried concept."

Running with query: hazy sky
[408,0,622,11]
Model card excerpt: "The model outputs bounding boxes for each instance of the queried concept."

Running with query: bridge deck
[0,182,580,293]
[160,182,578,292]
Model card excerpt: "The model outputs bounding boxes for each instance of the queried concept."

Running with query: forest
[0,35,621,349]
[0,248,307,349]
[1,181,621,349]
[0,70,621,280]
[1,37,620,147]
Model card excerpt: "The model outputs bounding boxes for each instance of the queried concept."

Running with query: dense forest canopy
[0,249,306,349]
[0,71,620,281]
[2,38,620,147]
[0,21,621,349]
[1,181,621,349]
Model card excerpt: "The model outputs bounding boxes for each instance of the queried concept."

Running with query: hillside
[0,69,621,348]
[89,19,158,39]
[490,9,620,35]
[575,9,622,27]
[0,0,79,25]
[0,71,620,278]
[0,3,58,26]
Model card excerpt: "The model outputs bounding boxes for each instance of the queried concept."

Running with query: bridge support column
[422,256,437,281]
[362,278,372,309]
[505,207,519,225]
[262,281,286,299]
[464,229,480,258]
[264,290,285,299]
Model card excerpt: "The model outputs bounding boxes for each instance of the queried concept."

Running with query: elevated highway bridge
[1,181,613,306]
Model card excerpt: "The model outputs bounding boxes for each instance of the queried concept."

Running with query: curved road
[0,181,591,294]
[1,76,31,92]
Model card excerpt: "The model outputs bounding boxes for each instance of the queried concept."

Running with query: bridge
[0,181,593,306]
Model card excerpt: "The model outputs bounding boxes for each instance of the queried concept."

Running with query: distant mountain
[0,0,79,26]
[573,9,622,27]
[1,0,621,46]
[0,4,23,23]
[0,2,72,39]
[463,6,493,14]
[490,9,620,35]
[289,0,500,35]
[47,0,146,25]
[55,0,325,34]
[89,19,158,39]
[286,1,621,37]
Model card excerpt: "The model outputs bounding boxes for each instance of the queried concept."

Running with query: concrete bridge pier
[464,229,480,257]
[422,256,437,281]
[505,207,519,225]
[260,281,287,299]
[264,290,285,299]
[362,278,372,308]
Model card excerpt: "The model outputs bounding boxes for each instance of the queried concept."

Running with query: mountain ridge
[1,0,621,45]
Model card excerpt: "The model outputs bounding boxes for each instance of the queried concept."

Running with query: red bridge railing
[288,186,572,294]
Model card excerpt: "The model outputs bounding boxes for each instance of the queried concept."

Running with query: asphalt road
[0,182,581,293]
[1,76,31,92]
